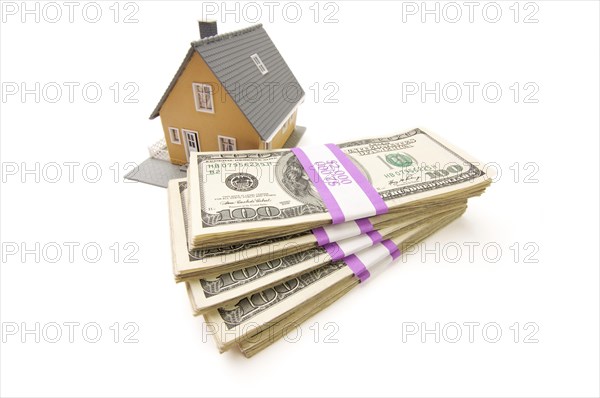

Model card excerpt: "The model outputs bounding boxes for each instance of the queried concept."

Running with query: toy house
[149,21,305,165]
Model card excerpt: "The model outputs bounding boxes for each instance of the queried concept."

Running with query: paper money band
[312,218,374,246]
[291,144,388,224]
[323,230,383,261]
[344,240,400,282]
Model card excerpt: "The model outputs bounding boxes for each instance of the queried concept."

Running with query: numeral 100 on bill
[217,206,282,221]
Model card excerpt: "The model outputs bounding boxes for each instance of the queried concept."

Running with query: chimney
[199,20,218,39]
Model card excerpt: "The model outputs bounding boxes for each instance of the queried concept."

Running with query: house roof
[149,24,304,142]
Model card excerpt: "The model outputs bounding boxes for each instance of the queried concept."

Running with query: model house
[149,21,305,165]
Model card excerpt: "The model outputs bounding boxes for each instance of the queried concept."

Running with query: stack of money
[168,128,492,357]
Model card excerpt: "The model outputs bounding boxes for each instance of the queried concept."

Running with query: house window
[218,135,237,151]
[250,54,268,75]
[192,83,214,113]
[168,127,181,144]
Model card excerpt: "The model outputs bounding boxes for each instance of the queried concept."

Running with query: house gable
[151,24,304,147]
[158,52,261,163]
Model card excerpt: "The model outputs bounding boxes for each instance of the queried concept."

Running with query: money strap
[291,144,388,224]
[344,240,400,282]
[312,218,374,245]
[323,230,383,261]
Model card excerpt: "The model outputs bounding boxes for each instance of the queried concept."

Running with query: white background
[1,1,599,397]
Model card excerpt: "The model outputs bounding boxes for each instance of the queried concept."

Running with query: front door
[182,129,200,160]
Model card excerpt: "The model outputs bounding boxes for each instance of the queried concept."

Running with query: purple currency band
[344,239,400,283]
[323,230,384,261]
[382,239,400,259]
[344,254,371,283]
[356,218,375,234]
[312,218,374,246]
[325,144,388,219]
[291,145,388,224]
[312,227,330,246]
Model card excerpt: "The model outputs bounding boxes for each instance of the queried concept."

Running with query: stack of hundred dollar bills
[167,128,492,357]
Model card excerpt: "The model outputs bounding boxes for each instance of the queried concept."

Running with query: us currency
[238,277,355,358]
[168,178,472,280]
[203,208,465,352]
[186,203,466,314]
[187,128,491,249]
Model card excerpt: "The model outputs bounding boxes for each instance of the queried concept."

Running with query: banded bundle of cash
[168,128,491,357]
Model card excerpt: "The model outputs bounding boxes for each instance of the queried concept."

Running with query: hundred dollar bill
[187,128,491,249]
[238,274,356,358]
[168,179,474,280]
[203,208,465,352]
[239,206,468,357]
[186,203,466,314]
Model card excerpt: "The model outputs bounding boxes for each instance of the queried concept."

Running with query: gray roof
[149,24,304,141]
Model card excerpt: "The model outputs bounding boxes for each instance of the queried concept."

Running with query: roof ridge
[191,24,263,48]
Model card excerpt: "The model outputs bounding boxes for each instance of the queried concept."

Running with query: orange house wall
[267,110,297,149]
[159,52,261,165]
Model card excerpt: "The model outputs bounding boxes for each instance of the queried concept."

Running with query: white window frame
[192,83,215,113]
[218,135,237,151]
[250,53,268,75]
[168,127,181,144]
